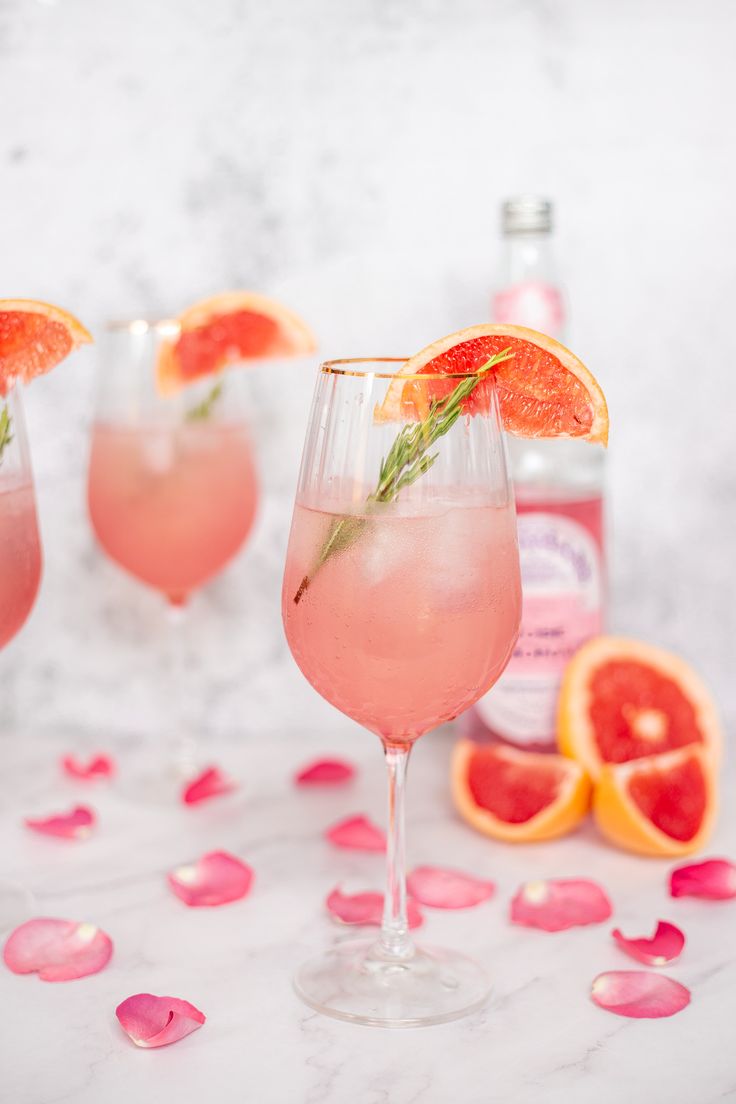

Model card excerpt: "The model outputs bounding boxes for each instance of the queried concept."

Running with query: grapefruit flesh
[156,290,316,394]
[0,300,91,395]
[377,324,608,445]
[452,741,590,843]
[558,636,722,781]
[593,745,716,857]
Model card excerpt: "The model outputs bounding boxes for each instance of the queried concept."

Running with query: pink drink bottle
[470,196,606,750]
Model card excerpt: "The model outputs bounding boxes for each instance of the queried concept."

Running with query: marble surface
[1,724,735,1104]
[2,0,736,1100]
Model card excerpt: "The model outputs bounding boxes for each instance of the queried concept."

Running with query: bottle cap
[502,196,553,234]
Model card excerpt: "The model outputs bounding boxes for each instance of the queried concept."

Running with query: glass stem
[379,743,414,961]
[165,601,198,778]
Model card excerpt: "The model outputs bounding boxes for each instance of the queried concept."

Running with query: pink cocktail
[88,421,257,605]
[0,480,42,650]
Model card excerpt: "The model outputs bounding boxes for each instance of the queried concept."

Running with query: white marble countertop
[2,720,734,1104]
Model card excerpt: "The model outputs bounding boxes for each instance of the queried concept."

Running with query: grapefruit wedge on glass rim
[155,290,316,394]
[374,323,609,444]
[452,741,591,843]
[593,743,717,857]
[558,636,722,781]
[0,299,92,395]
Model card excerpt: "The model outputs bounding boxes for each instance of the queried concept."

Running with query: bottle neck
[501,232,558,285]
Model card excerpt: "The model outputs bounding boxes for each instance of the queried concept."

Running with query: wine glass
[0,383,42,929]
[282,357,522,1026]
[87,319,259,789]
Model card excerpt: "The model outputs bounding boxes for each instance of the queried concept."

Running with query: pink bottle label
[493,282,565,336]
[476,510,603,747]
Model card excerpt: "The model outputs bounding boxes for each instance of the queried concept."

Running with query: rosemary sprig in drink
[186,379,224,421]
[292,348,514,604]
[0,405,13,466]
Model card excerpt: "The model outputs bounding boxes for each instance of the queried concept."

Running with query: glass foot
[0,881,35,933]
[294,938,490,1027]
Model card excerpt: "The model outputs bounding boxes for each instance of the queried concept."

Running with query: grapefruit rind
[0,299,92,394]
[156,290,316,395]
[557,635,723,781]
[592,745,717,858]
[375,323,609,446]
[452,740,591,843]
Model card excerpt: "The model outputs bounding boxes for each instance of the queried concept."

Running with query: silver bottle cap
[502,195,553,234]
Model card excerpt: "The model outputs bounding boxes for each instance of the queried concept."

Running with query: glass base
[0,881,35,933]
[294,938,490,1027]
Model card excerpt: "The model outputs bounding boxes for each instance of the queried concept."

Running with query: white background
[1,0,734,741]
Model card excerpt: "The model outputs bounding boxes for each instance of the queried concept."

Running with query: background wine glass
[282,358,522,1027]
[87,319,259,790]
[0,383,41,929]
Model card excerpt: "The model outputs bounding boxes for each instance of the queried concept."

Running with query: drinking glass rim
[105,318,180,337]
[320,357,498,382]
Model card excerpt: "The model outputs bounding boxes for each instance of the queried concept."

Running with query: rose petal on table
[61,753,116,780]
[167,850,254,907]
[510,878,612,931]
[295,758,355,786]
[591,971,691,1018]
[24,805,96,840]
[612,921,685,966]
[669,858,736,900]
[325,814,386,851]
[406,865,495,909]
[181,766,237,806]
[326,888,423,929]
[116,993,205,1048]
[3,918,113,981]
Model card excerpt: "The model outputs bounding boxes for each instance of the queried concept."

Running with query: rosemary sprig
[292,347,514,604]
[0,405,13,466]
[186,380,224,421]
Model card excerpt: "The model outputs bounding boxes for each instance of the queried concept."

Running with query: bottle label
[476,511,603,746]
[493,281,565,337]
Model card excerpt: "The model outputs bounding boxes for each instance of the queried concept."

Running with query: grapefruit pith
[593,744,717,857]
[156,290,316,394]
[0,300,92,395]
[376,324,608,444]
[452,740,591,843]
[558,636,722,781]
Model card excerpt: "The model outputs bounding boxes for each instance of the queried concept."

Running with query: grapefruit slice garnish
[451,740,591,843]
[558,635,722,781]
[375,323,608,444]
[156,290,316,394]
[0,299,92,396]
[593,744,717,857]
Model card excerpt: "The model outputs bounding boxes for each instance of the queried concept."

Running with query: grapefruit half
[593,744,717,857]
[558,636,722,781]
[452,740,591,843]
[376,324,608,444]
[0,299,92,395]
[156,290,316,394]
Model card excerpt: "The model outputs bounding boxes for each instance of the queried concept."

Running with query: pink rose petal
[612,921,685,966]
[116,993,205,1048]
[167,850,254,907]
[406,866,496,909]
[510,878,613,932]
[181,766,236,806]
[326,887,423,929]
[325,814,386,852]
[669,858,736,900]
[3,918,113,981]
[295,758,355,785]
[61,753,115,780]
[591,971,691,1018]
[24,805,96,840]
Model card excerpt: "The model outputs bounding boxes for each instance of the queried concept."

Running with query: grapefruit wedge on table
[593,744,717,857]
[156,290,316,394]
[0,299,91,394]
[375,323,608,444]
[452,741,591,843]
[558,636,722,781]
